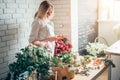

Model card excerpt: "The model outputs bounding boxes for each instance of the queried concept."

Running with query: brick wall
[0,0,43,79]
[52,0,71,41]
[78,0,98,50]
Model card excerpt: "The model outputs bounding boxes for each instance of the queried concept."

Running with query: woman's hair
[34,0,53,19]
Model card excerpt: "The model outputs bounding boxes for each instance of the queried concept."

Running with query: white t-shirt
[29,18,55,56]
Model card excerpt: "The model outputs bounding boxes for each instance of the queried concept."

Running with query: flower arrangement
[54,36,72,55]
[86,42,108,57]
[51,52,75,80]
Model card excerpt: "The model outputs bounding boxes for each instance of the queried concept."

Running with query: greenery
[51,52,74,67]
[58,52,74,65]
[6,44,51,80]
[51,56,61,67]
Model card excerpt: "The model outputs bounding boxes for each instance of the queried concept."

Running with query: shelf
[105,40,120,56]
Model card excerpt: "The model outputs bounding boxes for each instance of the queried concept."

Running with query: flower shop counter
[72,63,110,80]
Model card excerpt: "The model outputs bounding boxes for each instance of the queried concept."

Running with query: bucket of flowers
[54,35,72,55]
[51,35,76,80]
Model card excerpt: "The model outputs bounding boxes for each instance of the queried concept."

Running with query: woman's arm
[41,35,66,42]
[32,35,66,47]
[41,36,57,42]
[29,20,40,43]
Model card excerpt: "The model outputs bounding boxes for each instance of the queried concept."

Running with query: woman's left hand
[33,41,45,46]
[33,41,52,49]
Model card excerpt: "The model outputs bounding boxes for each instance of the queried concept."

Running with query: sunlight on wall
[113,24,120,39]
[71,0,78,52]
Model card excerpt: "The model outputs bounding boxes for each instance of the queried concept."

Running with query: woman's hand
[47,37,57,42]
[56,35,66,40]
[33,41,45,46]
[39,35,66,42]
[47,35,66,42]
[33,41,51,49]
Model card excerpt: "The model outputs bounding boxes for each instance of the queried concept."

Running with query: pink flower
[54,38,72,55]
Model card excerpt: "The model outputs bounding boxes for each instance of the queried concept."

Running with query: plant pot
[52,67,71,80]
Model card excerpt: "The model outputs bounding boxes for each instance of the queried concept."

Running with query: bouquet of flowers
[86,42,108,57]
[54,35,72,55]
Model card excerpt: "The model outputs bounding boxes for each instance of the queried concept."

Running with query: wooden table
[72,63,110,80]
[72,40,120,80]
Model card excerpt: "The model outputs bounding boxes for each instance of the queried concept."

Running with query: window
[98,0,120,21]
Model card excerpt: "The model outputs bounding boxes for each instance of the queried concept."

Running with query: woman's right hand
[56,35,66,40]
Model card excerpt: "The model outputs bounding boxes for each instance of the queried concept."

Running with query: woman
[29,0,61,56]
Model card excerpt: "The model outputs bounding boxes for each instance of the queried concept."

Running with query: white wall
[98,21,119,45]
[71,0,78,52]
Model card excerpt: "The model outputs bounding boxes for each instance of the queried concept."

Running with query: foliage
[86,42,108,57]
[51,56,61,67]
[51,52,74,68]
[58,52,74,64]
[6,44,51,80]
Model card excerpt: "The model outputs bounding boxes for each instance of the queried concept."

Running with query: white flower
[86,42,108,56]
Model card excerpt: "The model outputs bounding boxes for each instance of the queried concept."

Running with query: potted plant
[51,52,75,80]
[6,44,52,80]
